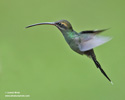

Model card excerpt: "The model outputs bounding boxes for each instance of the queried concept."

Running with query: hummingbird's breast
[66,36,83,55]
[60,30,84,55]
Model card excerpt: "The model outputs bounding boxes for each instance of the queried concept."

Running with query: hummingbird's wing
[79,35,112,52]
[79,29,109,35]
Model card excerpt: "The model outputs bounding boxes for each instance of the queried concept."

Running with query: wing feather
[79,36,112,52]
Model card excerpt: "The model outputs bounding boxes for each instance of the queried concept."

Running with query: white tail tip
[111,81,114,85]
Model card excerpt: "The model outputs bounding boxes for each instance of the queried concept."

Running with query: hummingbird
[26,20,112,84]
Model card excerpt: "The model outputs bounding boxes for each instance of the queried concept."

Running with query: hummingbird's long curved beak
[25,22,55,28]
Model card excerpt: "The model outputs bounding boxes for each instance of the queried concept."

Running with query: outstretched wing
[79,35,112,52]
[78,29,111,52]
[79,28,109,34]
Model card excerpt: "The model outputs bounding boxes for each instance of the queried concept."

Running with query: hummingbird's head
[25,20,73,31]
[55,20,73,31]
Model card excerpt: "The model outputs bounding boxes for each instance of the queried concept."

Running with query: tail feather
[91,56,111,82]
[85,49,112,82]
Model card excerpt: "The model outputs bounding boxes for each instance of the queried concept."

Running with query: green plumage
[26,20,112,84]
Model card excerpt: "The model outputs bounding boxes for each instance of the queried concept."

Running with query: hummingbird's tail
[85,49,112,83]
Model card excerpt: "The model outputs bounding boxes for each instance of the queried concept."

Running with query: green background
[0,0,124,100]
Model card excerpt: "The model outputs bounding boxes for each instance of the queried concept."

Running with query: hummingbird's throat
[60,30,77,41]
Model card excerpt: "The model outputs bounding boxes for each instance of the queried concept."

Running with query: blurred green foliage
[0,0,125,100]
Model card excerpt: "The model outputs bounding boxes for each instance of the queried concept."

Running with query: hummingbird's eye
[56,22,66,29]
[57,23,62,26]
